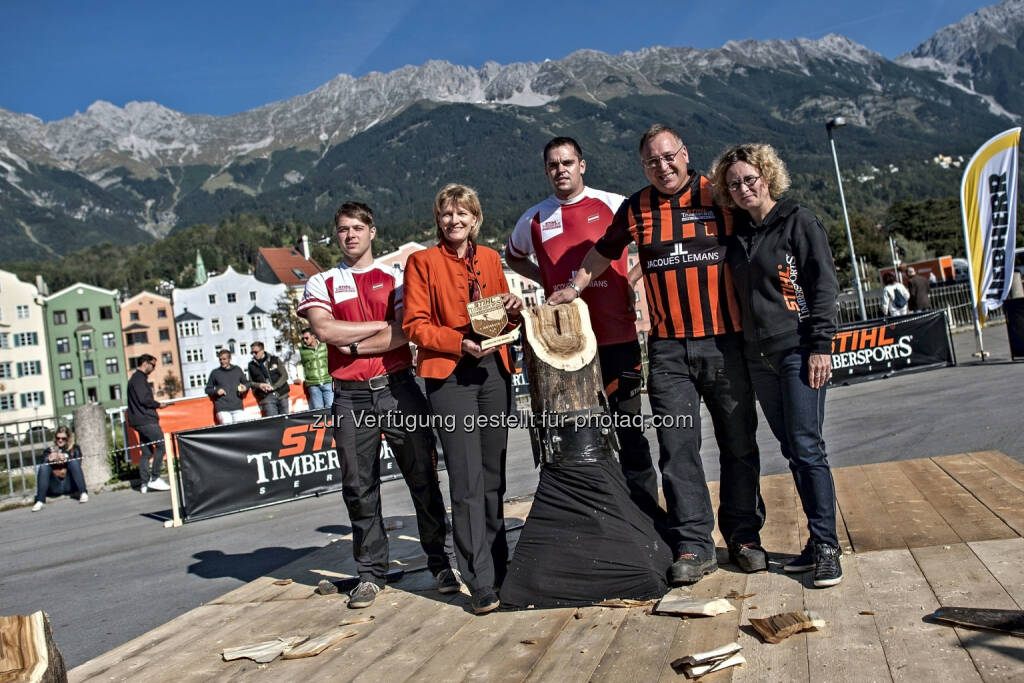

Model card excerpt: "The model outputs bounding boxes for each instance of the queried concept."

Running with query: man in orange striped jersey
[548,124,765,585]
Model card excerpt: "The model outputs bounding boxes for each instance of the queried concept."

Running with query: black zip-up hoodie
[727,198,839,358]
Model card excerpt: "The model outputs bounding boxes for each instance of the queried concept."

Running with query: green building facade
[43,284,129,419]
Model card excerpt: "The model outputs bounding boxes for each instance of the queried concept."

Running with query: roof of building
[174,310,203,322]
[122,322,149,332]
[257,247,323,286]
[121,290,170,307]
[247,305,269,315]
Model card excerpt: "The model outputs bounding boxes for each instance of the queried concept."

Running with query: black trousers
[332,375,450,586]
[598,340,659,520]
[133,422,166,483]
[426,353,511,596]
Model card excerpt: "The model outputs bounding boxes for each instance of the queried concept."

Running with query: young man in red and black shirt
[298,201,458,608]
[549,125,765,585]
[505,136,658,519]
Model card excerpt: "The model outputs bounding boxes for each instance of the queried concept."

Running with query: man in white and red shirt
[506,137,658,520]
[299,201,457,608]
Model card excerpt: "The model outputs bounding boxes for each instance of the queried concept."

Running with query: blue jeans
[259,395,289,417]
[747,348,838,547]
[307,382,335,411]
[36,459,87,503]
[647,333,764,558]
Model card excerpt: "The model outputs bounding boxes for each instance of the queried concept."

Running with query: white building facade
[172,266,287,398]
[0,270,53,424]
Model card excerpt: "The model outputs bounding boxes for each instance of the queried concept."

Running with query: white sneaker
[147,477,171,491]
[140,483,148,494]
[31,501,44,512]
[79,493,89,503]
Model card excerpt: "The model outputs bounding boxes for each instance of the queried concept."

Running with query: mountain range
[1,0,1022,263]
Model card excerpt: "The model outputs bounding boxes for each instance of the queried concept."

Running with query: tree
[160,371,183,399]
[271,289,305,364]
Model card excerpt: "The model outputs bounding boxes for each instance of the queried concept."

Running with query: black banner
[829,310,955,385]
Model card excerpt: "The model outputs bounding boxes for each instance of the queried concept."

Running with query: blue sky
[0,0,996,122]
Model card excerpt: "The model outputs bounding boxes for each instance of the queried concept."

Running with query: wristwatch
[567,281,583,297]
[349,341,359,356]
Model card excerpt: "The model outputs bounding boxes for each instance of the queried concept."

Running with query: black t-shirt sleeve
[595,198,634,260]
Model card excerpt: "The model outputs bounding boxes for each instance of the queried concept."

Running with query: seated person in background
[205,349,250,424]
[32,426,88,511]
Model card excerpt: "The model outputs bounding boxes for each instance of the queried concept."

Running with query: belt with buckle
[334,368,413,392]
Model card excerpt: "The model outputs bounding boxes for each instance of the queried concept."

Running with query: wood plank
[864,461,961,548]
[524,607,629,683]
[898,459,1017,543]
[801,554,891,682]
[968,538,1024,608]
[732,564,808,683]
[857,549,981,682]
[758,472,802,558]
[966,451,1024,494]
[933,454,1024,536]
[590,605,680,682]
[912,543,1023,683]
[409,607,574,681]
[832,465,905,552]
[658,564,750,683]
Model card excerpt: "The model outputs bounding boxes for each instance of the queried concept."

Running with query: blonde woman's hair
[709,143,791,208]
[434,184,482,244]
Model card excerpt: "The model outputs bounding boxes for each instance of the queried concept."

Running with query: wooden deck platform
[71,452,1024,682]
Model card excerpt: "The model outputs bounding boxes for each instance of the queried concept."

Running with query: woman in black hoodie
[710,143,842,588]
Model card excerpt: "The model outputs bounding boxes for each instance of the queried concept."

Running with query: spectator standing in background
[882,271,910,317]
[249,341,290,416]
[299,328,334,410]
[126,354,170,493]
[905,266,931,311]
[206,350,250,424]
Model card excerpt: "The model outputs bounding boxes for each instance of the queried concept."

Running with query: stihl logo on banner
[831,324,913,370]
[246,424,341,492]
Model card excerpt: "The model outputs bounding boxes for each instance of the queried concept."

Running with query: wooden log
[521,300,604,416]
[0,611,67,683]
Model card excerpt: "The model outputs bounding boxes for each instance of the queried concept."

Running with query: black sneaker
[435,568,461,594]
[669,553,718,585]
[347,581,384,608]
[471,588,500,614]
[729,543,768,573]
[813,544,843,587]
[783,540,815,573]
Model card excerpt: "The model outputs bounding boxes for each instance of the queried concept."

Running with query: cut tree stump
[0,611,67,683]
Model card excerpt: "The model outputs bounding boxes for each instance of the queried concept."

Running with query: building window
[59,363,73,379]
[239,342,249,356]
[210,318,221,333]
[126,331,149,345]
[99,306,113,320]
[14,332,39,347]
[161,352,173,365]
[185,348,205,363]
[249,291,257,302]
[188,373,207,388]
[80,334,92,350]
[159,328,170,342]
[16,304,30,319]
[208,294,217,305]
[129,311,140,321]
[56,337,70,353]
[236,316,245,330]
[0,394,16,411]
[250,315,264,329]
[106,357,119,374]
[178,321,200,337]
[109,384,122,401]
[157,308,168,318]
[83,360,95,376]
[227,292,237,303]
[63,390,76,407]
[77,308,90,323]
[0,333,8,349]
[0,362,11,378]
[20,392,45,408]
[103,332,116,347]
[17,361,42,377]
[87,387,98,403]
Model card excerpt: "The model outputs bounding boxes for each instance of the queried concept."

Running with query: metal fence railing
[838,282,1003,328]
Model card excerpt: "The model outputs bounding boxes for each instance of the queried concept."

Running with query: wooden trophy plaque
[467,295,520,349]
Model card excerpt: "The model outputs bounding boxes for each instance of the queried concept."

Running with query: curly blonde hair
[433,183,482,244]
[709,143,791,209]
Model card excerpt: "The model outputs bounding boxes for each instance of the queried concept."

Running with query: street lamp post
[826,117,867,321]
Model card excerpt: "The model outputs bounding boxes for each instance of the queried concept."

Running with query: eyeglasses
[643,143,684,170]
[51,463,67,470]
[726,175,761,192]
[55,437,68,442]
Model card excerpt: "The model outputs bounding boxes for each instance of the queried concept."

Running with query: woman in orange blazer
[403,183,522,615]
